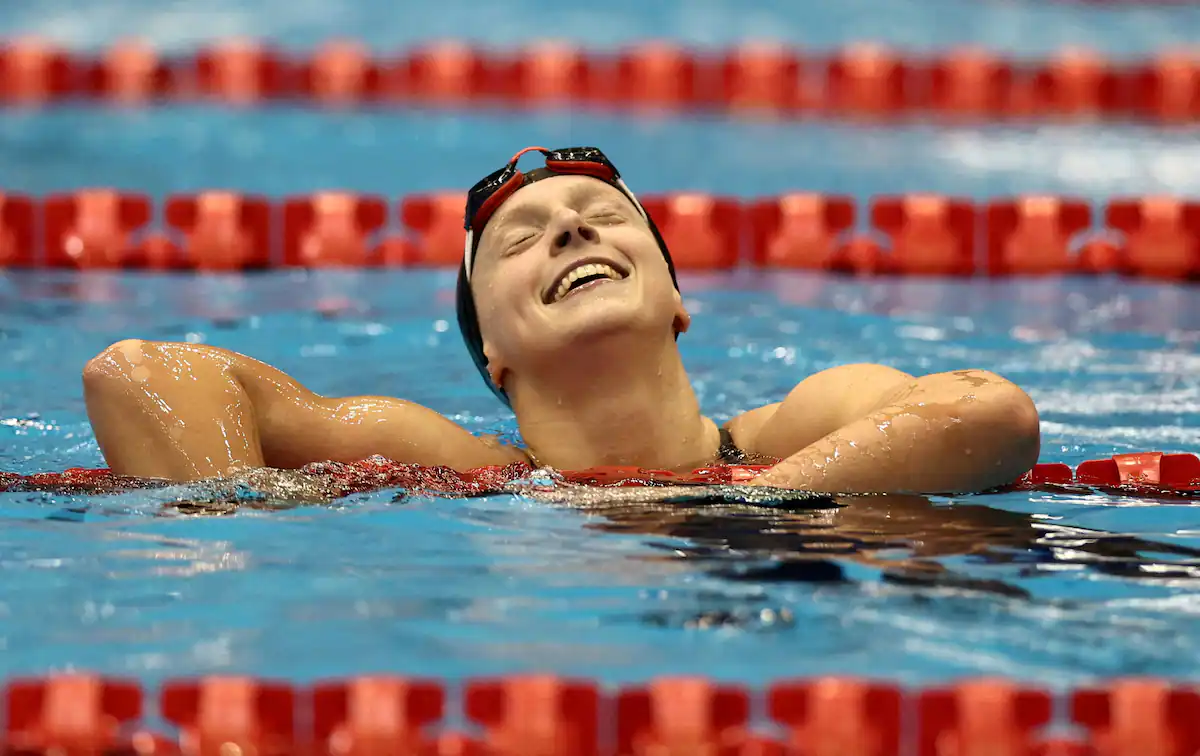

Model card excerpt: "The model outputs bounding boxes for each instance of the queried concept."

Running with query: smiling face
[469,174,688,391]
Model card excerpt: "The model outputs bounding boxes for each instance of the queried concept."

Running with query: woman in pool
[82,146,1040,493]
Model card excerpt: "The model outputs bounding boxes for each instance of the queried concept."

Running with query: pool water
[2,0,1200,689]
[3,270,1200,687]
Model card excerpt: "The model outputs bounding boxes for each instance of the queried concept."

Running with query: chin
[553,299,669,348]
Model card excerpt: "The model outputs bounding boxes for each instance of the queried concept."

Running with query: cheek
[476,260,540,324]
[611,228,664,264]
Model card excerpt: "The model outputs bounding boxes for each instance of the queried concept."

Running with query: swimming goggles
[461,146,674,281]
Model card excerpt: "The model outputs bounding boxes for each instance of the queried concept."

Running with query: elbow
[83,339,172,404]
[963,372,1042,482]
[83,339,145,393]
[999,384,1041,474]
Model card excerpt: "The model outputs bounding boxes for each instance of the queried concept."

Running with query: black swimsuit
[522,425,748,468]
[717,426,746,464]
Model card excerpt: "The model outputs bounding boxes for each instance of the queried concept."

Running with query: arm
[742,365,1040,494]
[82,339,520,482]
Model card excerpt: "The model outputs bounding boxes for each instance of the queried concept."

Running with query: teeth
[551,263,621,303]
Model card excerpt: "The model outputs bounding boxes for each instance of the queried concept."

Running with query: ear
[482,340,508,389]
[672,290,691,335]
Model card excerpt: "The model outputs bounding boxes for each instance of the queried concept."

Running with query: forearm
[753,374,1040,494]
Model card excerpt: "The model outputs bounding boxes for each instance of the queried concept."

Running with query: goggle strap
[463,228,476,279]
[614,177,650,222]
[511,146,550,162]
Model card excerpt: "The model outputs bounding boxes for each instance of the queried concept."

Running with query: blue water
[2,0,1200,689]
[3,270,1200,687]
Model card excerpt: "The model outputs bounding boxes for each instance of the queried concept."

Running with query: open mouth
[546,261,629,304]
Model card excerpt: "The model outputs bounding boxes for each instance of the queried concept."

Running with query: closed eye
[504,231,539,254]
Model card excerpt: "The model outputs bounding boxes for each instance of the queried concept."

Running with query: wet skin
[82,175,1040,496]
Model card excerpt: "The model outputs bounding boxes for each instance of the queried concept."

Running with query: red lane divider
[163,678,296,756]
[5,674,1197,755]
[1071,680,1200,756]
[1016,451,1200,492]
[919,680,1054,756]
[312,677,445,755]
[2,189,1200,277]
[770,678,901,755]
[1,452,1198,497]
[1,37,1200,125]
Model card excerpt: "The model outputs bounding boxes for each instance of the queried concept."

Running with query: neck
[508,335,716,472]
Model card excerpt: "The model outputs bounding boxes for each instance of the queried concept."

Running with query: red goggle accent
[471,173,525,235]
[544,159,616,181]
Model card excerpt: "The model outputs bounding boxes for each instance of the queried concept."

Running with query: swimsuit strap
[717,425,746,465]
[523,424,747,468]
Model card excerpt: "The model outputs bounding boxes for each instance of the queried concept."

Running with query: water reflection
[570,488,1200,605]
[84,472,1200,595]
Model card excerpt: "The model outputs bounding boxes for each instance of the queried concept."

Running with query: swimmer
[82,146,1040,493]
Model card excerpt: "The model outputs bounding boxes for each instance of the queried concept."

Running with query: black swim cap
[455,147,679,407]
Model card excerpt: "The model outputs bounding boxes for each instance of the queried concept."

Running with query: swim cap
[456,146,679,406]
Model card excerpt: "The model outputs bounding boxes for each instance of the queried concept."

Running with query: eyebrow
[490,181,625,234]
[488,203,543,235]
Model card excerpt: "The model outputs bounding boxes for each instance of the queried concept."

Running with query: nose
[547,208,599,253]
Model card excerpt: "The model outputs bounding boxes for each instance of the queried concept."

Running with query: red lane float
[985,196,1098,276]
[1015,451,1200,492]
[467,677,599,755]
[163,192,272,270]
[748,193,856,270]
[401,42,491,103]
[3,37,1200,124]
[297,40,384,105]
[42,189,153,269]
[924,48,1014,120]
[191,40,290,103]
[616,678,750,755]
[162,677,295,756]
[1107,197,1200,279]
[1131,50,1200,125]
[7,674,1199,755]
[282,192,389,267]
[3,675,144,755]
[500,42,593,105]
[639,194,742,269]
[825,44,911,118]
[613,42,701,109]
[871,195,977,275]
[0,193,36,267]
[0,38,75,103]
[1027,48,1122,119]
[396,192,468,266]
[84,39,173,103]
[1071,679,1200,756]
[919,680,1053,756]
[770,678,901,755]
[3,189,1200,277]
[719,43,805,113]
[312,676,445,755]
